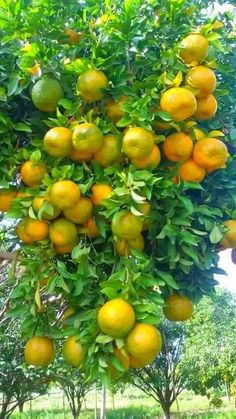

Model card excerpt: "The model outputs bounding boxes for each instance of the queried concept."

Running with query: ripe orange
[94,135,122,167]
[63,336,84,368]
[49,218,78,246]
[105,96,128,123]
[112,210,143,240]
[129,353,157,369]
[43,127,73,158]
[63,196,93,224]
[50,180,80,210]
[126,323,162,360]
[24,217,49,241]
[31,77,63,112]
[186,66,216,98]
[115,234,144,256]
[16,220,33,244]
[24,336,55,366]
[0,189,17,212]
[98,298,135,338]
[221,220,236,248]
[90,184,113,206]
[160,88,197,122]
[163,294,193,321]
[122,127,154,160]
[131,145,161,169]
[78,217,99,238]
[70,148,93,162]
[64,28,83,45]
[179,159,206,182]
[32,194,61,220]
[179,34,209,64]
[54,239,78,254]
[163,132,193,162]
[193,137,228,171]
[194,94,217,120]
[20,160,46,187]
[72,123,103,153]
[77,69,108,102]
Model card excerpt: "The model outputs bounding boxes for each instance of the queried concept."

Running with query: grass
[11,388,236,418]
[12,407,236,419]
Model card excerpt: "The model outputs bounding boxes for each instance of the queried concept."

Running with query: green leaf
[209,225,223,244]
[156,271,179,289]
[101,287,118,299]
[96,335,114,344]
[155,111,172,121]
[14,122,32,133]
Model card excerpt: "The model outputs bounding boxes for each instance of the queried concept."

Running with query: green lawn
[11,388,236,418]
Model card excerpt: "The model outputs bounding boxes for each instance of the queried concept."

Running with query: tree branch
[0,252,17,261]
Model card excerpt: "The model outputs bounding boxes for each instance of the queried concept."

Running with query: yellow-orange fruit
[0,190,17,212]
[98,298,135,338]
[72,123,103,153]
[163,294,194,322]
[122,127,154,160]
[194,94,217,120]
[20,160,46,187]
[160,88,197,122]
[131,145,161,169]
[179,159,206,182]
[63,196,93,224]
[90,184,113,206]
[186,66,216,98]
[63,336,85,367]
[49,218,78,246]
[24,217,49,241]
[179,34,209,64]
[112,210,143,240]
[77,69,108,102]
[24,336,55,366]
[43,127,73,158]
[193,137,228,171]
[105,96,128,123]
[126,323,162,360]
[163,132,193,162]
[50,180,80,210]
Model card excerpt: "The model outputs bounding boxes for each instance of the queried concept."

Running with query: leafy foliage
[0,0,235,383]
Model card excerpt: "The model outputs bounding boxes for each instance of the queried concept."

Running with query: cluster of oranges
[24,294,193,371]
[1,29,235,375]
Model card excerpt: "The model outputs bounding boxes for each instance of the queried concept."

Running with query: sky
[216,250,236,294]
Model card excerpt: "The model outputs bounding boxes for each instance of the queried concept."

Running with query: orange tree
[0,0,236,384]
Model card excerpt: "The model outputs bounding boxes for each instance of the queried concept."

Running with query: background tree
[48,357,93,419]
[0,0,235,384]
[180,289,236,400]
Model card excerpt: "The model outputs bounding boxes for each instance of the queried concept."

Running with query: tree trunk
[161,404,171,419]
[19,401,24,412]
[226,382,231,401]
[0,397,11,419]
[100,385,106,419]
